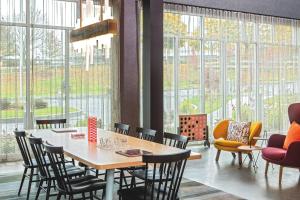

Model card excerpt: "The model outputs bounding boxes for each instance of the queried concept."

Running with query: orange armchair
[213,120,262,165]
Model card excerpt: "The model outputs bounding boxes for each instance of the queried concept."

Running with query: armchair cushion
[283,121,300,149]
[262,147,286,161]
[267,134,286,148]
[213,120,230,139]
[214,138,243,148]
[227,121,251,144]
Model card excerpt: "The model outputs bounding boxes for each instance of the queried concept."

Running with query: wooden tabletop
[237,145,263,151]
[26,128,201,170]
[253,136,268,141]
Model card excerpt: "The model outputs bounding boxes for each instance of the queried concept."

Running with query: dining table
[26,128,202,200]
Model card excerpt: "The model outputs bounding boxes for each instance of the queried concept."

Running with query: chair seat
[119,185,175,200]
[118,186,148,200]
[214,138,243,148]
[23,158,50,168]
[65,164,85,177]
[39,163,85,179]
[68,175,106,194]
[262,147,286,161]
[130,169,167,182]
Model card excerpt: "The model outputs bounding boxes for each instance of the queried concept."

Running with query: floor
[185,146,300,200]
[1,147,300,200]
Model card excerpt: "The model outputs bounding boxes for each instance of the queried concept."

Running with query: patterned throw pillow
[226,121,251,144]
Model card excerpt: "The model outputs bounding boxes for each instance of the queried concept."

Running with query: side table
[238,145,263,171]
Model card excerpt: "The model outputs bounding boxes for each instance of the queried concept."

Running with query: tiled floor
[185,146,300,200]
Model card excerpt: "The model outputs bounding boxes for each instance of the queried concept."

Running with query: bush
[10,102,24,110]
[34,99,48,109]
[0,99,11,110]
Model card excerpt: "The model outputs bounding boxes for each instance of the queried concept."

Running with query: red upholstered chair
[262,103,300,184]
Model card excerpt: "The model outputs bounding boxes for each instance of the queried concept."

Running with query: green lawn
[179,95,233,114]
[0,107,78,119]
[0,67,110,98]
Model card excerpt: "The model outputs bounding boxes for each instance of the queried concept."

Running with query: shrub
[34,99,48,109]
[0,99,11,110]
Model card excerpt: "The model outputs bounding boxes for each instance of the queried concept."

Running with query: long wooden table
[26,128,201,200]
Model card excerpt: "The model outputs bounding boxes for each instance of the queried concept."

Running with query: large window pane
[163,4,300,134]
[69,46,113,129]
[32,28,66,123]
[240,43,256,121]
[178,39,201,116]
[0,0,26,23]
[204,41,222,128]
[0,25,26,161]
[163,37,176,132]
[0,0,117,164]
[225,43,237,120]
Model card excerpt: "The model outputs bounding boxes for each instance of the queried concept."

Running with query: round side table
[238,145,263,171]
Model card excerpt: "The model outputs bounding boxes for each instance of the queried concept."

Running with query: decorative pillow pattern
[226,121,251,144]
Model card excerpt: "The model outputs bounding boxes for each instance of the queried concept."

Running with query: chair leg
[215,150,221,162]
[279,166,283,185]
[130,176,136,188]
[18,167,28,196]
[238,152,242,166]
[248,153,253,161]
[265,161,269,175]
[46,180,52,200]
[57,192,62,200]
[90,191,94,200]
[119,170,124,190]
[102,189,106,199]
[231,153,236,159]
[26,168,34,200]
[35,179,44,200]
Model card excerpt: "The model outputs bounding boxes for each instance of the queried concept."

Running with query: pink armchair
[262,103,300,184]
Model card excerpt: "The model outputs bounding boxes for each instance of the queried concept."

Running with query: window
[0,0,117,162]
[163,4,300,134]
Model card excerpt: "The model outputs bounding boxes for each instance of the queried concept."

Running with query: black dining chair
[136,127,157,142]
[163,132,189,150]
[128,132,189,190]
[36,119,67,129]
[29,137,85,199]
[43,142,106,200]
[92,123,131,177]
[119,128,157,192]
[14,130,39,200]
[36,118,76,166]
[114,122,130,135]
[118,149,191,200]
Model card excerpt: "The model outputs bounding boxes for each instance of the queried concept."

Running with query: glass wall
[0,0,116,162]
[163,4,300,135]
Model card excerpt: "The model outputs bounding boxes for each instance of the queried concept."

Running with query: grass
[179,95,233,114]
[0,66,110,98]
[0,107,78,119]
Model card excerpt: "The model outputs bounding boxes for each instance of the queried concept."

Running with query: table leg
[105,169,115,200]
